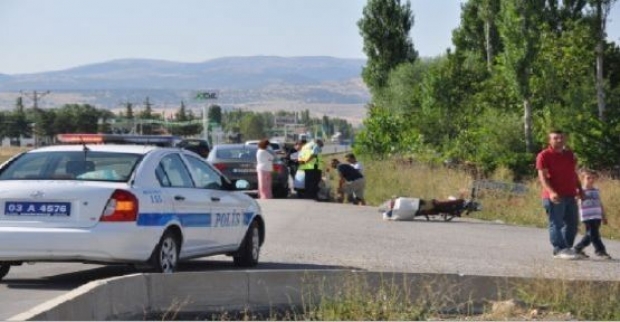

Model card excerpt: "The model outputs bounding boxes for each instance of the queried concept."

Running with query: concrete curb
[8,269,617,320]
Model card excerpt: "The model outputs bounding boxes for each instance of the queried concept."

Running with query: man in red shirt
[536,130,584,259]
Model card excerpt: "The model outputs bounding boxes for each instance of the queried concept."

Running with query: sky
[0,0,619,75]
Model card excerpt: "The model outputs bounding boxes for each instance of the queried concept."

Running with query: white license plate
[233,169,256,173]
[4,202,71,217]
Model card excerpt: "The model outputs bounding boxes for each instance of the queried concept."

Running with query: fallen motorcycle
[379,194,481,222]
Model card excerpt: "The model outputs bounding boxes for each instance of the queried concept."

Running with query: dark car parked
[207,144,290,198]
[176,139,211,158]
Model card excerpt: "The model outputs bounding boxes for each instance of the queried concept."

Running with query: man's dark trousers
[304,168,321,199]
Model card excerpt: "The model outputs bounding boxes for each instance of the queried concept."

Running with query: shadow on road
[2,265,135,291]
[1,261,358,291]
[179,260,358,272]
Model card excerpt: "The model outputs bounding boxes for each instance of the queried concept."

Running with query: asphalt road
[2,198,620,319]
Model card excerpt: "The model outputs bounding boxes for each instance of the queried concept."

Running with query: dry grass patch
[360,158,620,239]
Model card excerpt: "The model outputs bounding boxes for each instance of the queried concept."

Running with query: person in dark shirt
[330,158,365,205]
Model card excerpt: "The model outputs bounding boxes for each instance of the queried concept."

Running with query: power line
[20,90,50,109]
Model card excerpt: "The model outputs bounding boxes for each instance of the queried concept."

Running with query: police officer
[298,139,323,199]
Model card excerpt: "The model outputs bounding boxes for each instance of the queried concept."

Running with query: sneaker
[553,249,579,260]
[594,252,612,260]
[574,249,589,259]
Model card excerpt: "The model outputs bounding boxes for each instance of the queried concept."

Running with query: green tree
[139,97,154,120]
[175,101,188,122]
[358,0,418,93]
[452,0,502,71]
[0,112,7,141]
[208,104,222,125]
[168,101,193,136]
[300,109,311,126]
[137,97,156,134]
[97,109,115,133]
[497,0,546,153]
[57,104,101,133]
[375,59,432,115]
[7,97,29,143]
[354,104,423,158]
[124,102,134,120]
[589,0,618,121]
[240,113,266,140]
[184,110,203,136]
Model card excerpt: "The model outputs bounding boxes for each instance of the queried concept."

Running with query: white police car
[0,135,265,280]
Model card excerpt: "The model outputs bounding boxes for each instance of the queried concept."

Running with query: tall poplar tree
[498,0,546,153]
[589,0,617,121]
[358,0,418,93]
[208,105,222,125]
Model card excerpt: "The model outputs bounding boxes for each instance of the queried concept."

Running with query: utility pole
[20,90,50,147]
[20,90,50,110]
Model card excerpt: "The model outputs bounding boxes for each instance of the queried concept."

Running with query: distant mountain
[0,56,366,91]
[0,56,370,123]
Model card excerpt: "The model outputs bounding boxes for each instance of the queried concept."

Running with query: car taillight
[273,164,284,172]
[213,163,227,171]
[100,189,139,222]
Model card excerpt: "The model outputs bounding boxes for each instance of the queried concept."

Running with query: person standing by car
[256,139,274,199]
[291,139,308,197]
[286,140,305,180]
[536,129,584,260]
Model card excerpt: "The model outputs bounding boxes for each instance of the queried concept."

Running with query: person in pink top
[256,139,274,199]
[536,129,584,260]
[573,169,612,259]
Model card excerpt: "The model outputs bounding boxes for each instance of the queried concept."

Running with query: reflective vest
[298,143,318,170]
[316,153,324,171]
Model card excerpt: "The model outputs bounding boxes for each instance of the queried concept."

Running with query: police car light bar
[57,134,181,146]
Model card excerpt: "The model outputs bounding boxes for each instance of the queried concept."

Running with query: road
[2,198,620,319]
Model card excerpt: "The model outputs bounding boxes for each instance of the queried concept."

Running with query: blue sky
[0,0,619,75]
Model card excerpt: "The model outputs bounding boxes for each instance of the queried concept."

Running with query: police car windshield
[0,151,142,182]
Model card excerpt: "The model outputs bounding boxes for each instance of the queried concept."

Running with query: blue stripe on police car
[137,212,254,228]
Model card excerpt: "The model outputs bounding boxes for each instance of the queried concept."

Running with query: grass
[0,147,28,159]
[153,273,620,321]
[512,278,620,321]
[354,157,620,240]
[301,277,620,321]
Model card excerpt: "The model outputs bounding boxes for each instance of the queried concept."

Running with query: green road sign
[195,91,218,100]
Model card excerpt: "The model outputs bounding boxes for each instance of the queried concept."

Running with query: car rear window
[0,151,142,182]
[215,146,261,160]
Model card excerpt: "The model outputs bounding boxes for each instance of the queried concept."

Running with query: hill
[0,56,369,124]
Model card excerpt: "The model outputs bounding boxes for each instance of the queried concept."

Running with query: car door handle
[174,195,185,201]
[211,196,220,202]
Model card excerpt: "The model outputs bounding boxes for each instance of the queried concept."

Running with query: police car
[0,134,265,280]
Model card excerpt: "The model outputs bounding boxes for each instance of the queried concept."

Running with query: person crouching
[331,158,366,205]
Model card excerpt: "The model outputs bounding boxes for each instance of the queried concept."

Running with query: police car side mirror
[235,179,250,190]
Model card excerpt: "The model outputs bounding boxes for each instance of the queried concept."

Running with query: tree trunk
[596,42,605,121]
[595,0,606,121]
[485,20,493,72]
[524,98,533,153]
